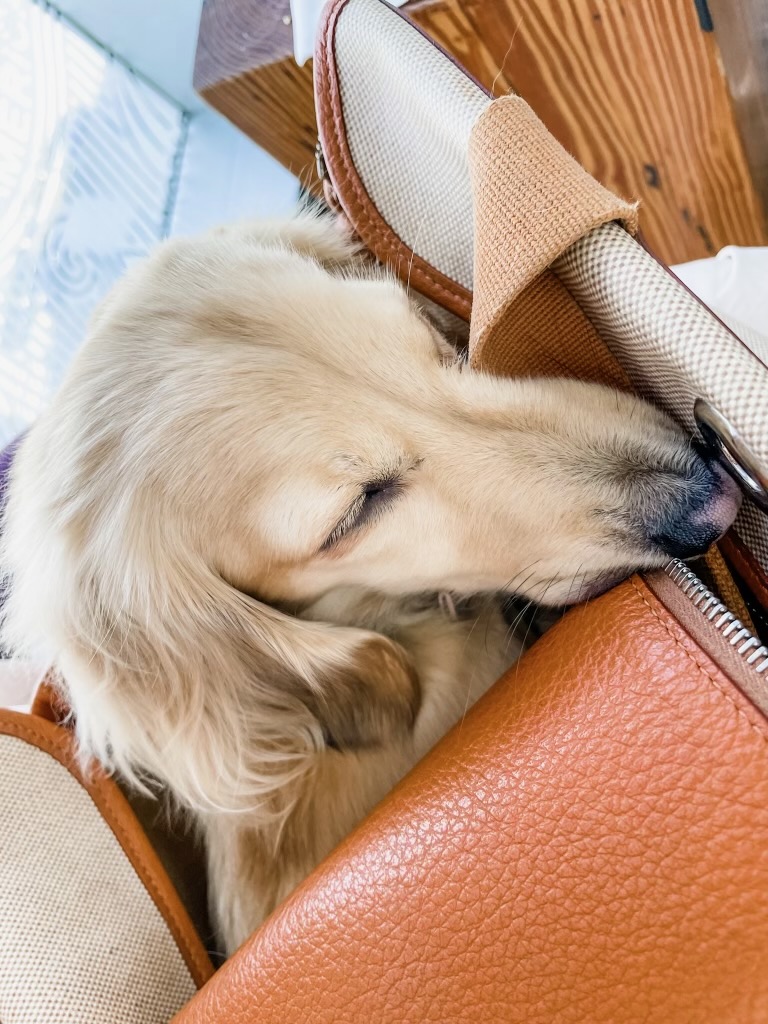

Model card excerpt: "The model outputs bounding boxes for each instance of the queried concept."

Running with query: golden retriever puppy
[0,213,739,952]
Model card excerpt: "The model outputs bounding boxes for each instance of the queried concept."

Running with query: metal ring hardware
[694,398,768,513]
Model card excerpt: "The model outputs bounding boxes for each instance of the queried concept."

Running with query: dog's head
[1,214,739,807]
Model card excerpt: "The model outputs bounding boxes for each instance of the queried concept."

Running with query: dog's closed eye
[322,475,403,550]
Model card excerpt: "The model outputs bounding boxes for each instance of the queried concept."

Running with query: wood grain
[447,0,766,262]
[202,62,318,186]
[708,0,768,220]
[195,0,768,263]
[194,0,317,184]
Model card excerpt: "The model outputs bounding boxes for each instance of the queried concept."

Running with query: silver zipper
[664,558,768,672]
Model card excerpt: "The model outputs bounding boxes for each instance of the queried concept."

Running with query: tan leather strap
[722,531,768,615]
[703,543,756,631]
[468,96,637,384]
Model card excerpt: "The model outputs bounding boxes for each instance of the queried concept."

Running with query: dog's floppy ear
[202,576,422,754]
[12,549,419,815]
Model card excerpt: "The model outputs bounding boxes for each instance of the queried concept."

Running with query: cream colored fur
[1,213,709,952]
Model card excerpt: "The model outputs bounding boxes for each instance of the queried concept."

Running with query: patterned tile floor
[0,0,297,448]
[0,0,187,445]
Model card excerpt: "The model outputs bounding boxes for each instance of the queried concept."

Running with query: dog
[0,213,739,952]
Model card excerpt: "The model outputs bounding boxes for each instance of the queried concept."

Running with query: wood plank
[459,0,766,261]
[709,0,768,219]
[194,0,317,183]
[202,62,318,186]
[195,0,768,263]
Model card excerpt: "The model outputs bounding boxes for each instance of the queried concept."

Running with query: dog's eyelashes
[322,475,402,550]
[357,479,401,525]
[363,481,389,500]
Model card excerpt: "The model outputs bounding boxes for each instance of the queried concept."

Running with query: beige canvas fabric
[0,732,198,1023]
[468,97,638,371]
[334,0,487,291]
[712,310,768,367]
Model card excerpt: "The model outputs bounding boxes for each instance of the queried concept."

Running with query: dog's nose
[645,442,742,559]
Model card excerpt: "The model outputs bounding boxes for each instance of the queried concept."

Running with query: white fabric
[673,247,768,353]
[0,661,46,711]
[335,0,489,290]
[290,0,408,66]
[0,733,197,1023]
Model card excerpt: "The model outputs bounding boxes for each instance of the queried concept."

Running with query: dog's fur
[0,214,730,951]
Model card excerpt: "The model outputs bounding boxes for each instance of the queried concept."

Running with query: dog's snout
[645,442,742,560]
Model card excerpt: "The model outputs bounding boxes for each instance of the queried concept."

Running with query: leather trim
[644,568,768,722]
[721,530,768,613]
[314,0,474,320]
[0,707,214,988]
[30,674,69,724]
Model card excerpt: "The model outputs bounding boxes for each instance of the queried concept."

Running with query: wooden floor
[196,0,768,265]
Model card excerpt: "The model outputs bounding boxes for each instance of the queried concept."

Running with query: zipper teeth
[664,558,768,673]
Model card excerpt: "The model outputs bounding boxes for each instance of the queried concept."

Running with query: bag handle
[468,96,637,380]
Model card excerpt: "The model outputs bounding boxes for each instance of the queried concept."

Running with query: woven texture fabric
[736,504,768,573]
[335,0,487,291]
[473,267,630,390]
[713,309,768,366]
[0,734,197,1023]
[554,223,768,568]
[468,97,637,368]
[329,0,768,579]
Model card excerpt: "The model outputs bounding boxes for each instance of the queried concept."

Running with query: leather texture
[30,674,69,723]
[172,576,768,1023]
[722,530,768,614]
